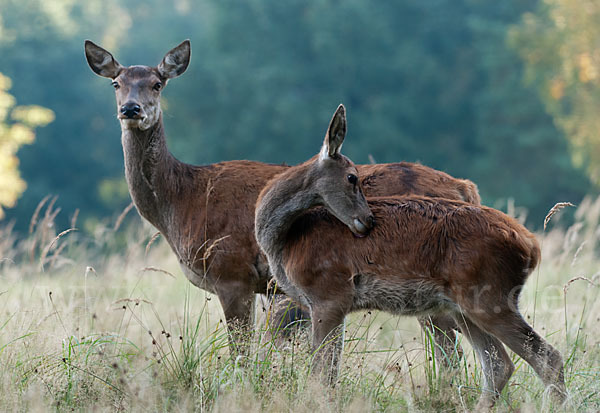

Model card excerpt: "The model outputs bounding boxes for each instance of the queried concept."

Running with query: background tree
[511,0,600,183]
[0,0,593,230]
[0,72,53,218]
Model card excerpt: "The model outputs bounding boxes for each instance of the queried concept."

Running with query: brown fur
[84,41,478,358]
[254,106,566,409]
[283,197,539,307]
[359,163,480,205]
[274,197,563,409]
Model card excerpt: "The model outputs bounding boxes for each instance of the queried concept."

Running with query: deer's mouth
[118,114,143,120]
[118,116,146,129]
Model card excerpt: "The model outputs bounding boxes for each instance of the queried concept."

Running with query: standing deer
[84,40,480,359]
[255,105,566,410]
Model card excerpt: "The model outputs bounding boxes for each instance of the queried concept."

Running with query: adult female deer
[84,40,479,359]
[255,105,566,409]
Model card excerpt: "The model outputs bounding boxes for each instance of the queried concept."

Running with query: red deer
[84,40,480,359]
[255,105,566,410]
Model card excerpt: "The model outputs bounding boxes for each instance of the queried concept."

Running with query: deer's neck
[255,164,319,259]
[120,114,181,232]
[254,164,321,304]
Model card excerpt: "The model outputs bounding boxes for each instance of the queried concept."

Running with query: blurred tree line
[0,0,594,230]
[0,73,53,218]
[511,0,600,185]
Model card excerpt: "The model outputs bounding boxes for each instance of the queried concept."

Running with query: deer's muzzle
[120,102,142,119]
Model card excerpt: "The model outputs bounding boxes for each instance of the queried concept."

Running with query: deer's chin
[119,118,144,129]
[119,117,156,131]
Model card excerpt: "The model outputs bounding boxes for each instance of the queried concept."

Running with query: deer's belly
[352,274,454,316]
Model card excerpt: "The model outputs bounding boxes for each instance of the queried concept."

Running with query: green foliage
[0,0,593,228]
[511,0,600,184]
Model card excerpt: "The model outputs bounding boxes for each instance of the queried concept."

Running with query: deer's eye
[111,81,120,90]
[347,174,358,185]
[153,82,162,91]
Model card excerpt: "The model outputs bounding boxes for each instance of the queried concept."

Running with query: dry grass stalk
[39,228,77,272]
[44,207,61,241]
[43,196,59,223]
[113,202,135,232]
[45,228,77,254]
[48,241,69,269]
[544,202,576,230]
[203,235,229,262]
[571,241,588,267]
[44,195,58,220]
[145,232,161,258]
[114,298,153,306]
[85,266,97,277]
[140,266,176,279]
[201,235,230,275]
[28,196,52,262]
[266,277,278,294]
[563,275,597,294]
[70,208,80,229]
[39,198,61,257]
[29,195,50,234]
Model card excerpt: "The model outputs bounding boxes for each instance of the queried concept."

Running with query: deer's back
[359,162,480,205]
[282,196,539,304]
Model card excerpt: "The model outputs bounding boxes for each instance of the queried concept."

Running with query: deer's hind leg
[472,309,566,404]
[451,312,515,411]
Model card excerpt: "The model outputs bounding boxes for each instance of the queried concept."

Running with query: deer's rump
[282,196,540,298]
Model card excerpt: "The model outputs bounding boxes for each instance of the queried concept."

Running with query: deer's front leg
[310,304,347,386]
[261,295,311,347]
[216,284,255,358]
[418,314,463,369]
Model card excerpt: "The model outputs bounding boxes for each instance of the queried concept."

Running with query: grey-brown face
[316,154,374,236]
[84,39,191,131]
[316,105,374,236]
[112,66,164,131]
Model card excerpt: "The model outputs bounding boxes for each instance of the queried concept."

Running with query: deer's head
[312,105,374,236]
[84,40,191,131]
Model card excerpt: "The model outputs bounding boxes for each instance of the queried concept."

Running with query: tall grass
[0,198,599,411]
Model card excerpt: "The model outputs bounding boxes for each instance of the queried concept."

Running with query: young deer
[255,105,566,410]
[84,40,479,360]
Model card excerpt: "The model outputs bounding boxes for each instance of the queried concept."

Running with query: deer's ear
[320,104,347,160]
[84,40,123,79]
[157,40,191,79]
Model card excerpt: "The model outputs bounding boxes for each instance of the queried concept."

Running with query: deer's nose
[120,102,141,118]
